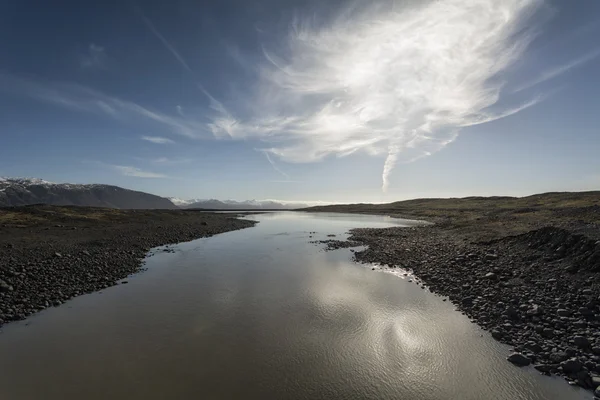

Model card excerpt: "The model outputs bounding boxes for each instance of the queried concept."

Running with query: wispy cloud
[136,8,228,125]
[137,9,193,73]
[205,0,545,191]
[80,43,108,69]
[134,156,191,165]
[263,151,290,180]
[113,165,168,178]
[513,48,600,93]
[141,136,174,144]
[0,72,205,139]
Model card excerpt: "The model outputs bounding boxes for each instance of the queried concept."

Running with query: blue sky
[1,0,599,203]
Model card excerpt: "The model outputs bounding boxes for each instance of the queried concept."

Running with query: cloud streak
[513,48,600,93]
[113,165,168,178]
[137,10,194,73]
[141,136,174,144]
[0,72,206,139]
[263,151,291,181]
[207,0,544,191]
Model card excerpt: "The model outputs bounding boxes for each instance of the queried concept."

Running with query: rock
[534,364,554,373]
[542,328,555,338]
[595,386,600,397]
[574,336,590,348]
[54,252,62,258]
[577,370,593,389]
[507,353,531,366]
[562,359,583,374]
[462,297,474,306]
[527,305,542,316]
[557,309,571,317]
[527,343,544,353]
[491,330,503,340]
[0,280,13,292]
[550,351,568,363]
[591,375,600,388]
[484,272,497,279]
[505,306,519,320]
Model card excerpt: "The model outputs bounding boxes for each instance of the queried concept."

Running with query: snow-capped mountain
[168,197,205,207]
[0,177,176,209]
[173,198,308,210]
[0,177,329,210]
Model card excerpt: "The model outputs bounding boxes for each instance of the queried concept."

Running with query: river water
[0,212,592,400]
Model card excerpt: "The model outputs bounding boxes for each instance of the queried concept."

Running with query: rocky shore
[0,205,255,327]
[342,224,600,395]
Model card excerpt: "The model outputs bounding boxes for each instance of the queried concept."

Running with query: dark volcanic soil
[342,225,600,393]
[0,205,255,326]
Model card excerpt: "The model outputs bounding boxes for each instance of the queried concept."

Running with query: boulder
[562,358,583,374]
[507,353,531,366]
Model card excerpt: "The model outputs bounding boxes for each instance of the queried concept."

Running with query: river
[0,212,592,399]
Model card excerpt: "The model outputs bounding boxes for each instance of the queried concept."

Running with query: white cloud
[141,136,175,144]
[80,43,108,69]
[206,0,544,191]
[112,165,168,178]
[513,48,600,93]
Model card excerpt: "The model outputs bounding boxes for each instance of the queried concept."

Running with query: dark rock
[0,280,13,293]
[534,364,554,373]
[491,330,503,340]
[507,353,531,366]
[562,359,583,374]
[542,328,555,338]
[550,351,568,363]
[557,309,571,317]
[574,336,590,348]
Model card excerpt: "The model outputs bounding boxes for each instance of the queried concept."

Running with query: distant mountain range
[0,177,176,209]
[0,177,313,210]
[169,197,307,210]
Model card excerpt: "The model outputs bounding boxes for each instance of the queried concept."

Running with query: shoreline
[0,205,256,327]
[333,222,600,393]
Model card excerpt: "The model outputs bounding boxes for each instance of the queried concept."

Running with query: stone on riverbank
[507,353,531,366]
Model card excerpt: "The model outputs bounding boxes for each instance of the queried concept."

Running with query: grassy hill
[302,191,600,241]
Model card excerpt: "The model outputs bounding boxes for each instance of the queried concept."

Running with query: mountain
[0,178,177,209]
[172,198,307,210]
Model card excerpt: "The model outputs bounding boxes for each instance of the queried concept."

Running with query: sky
[1,0,599,203]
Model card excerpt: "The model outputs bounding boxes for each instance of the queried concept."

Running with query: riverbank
[305,192,600,394]
[0,205,256,326]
